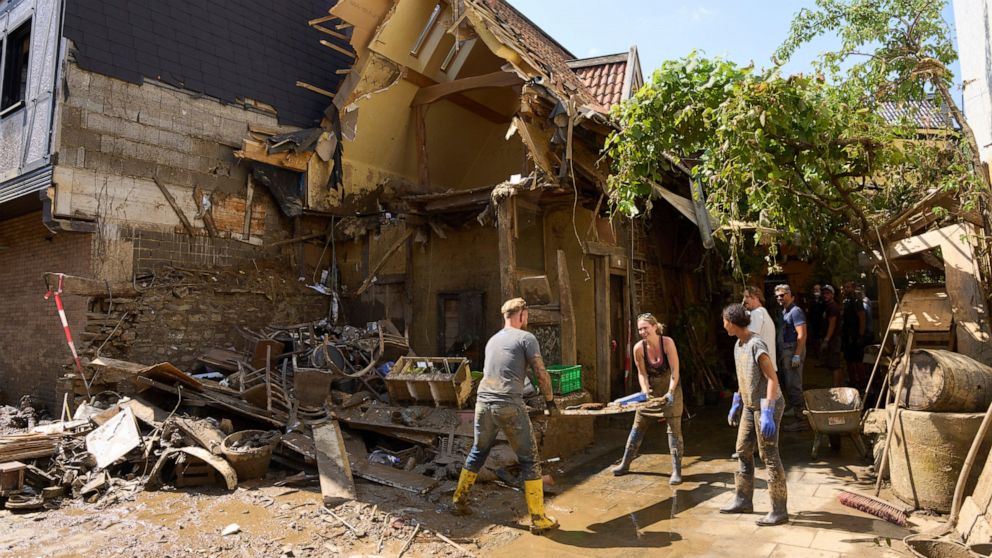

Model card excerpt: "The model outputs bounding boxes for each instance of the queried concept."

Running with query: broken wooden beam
[354,229,415,296]
[320,39,356,59]
[557,250,577,365]
[42,273,138,298]
[296,81,336,99]
[234,138,310,172]
[313,421,355,504]
[153,176,196,237]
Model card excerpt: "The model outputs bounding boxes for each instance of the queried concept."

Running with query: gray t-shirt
[477,327,541,403]
[733,335,783,409]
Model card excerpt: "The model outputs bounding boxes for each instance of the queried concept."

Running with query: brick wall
[0,212,92,409]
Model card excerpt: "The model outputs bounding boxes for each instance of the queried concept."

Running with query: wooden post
[497,197,517,303]
[557,250,576,365]
[242,176,255,240]
[414,105,430,190]
[595,256,610,402]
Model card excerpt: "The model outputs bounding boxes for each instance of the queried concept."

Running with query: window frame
[0,16,32,119]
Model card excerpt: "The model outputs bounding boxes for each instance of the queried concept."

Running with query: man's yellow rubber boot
[452,468,477,514]
[523,479,559,534]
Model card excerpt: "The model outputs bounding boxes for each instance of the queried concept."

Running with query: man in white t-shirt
[743,286,777,372]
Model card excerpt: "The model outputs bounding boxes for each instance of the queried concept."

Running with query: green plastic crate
[547,364,582,395]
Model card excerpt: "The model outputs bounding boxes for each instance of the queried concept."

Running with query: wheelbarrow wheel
[811,432,824,459]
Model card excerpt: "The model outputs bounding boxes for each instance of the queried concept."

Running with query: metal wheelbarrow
[802,387,869,459]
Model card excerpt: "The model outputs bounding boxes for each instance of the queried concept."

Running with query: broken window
[1,19,30,115]
[515,202,545,272]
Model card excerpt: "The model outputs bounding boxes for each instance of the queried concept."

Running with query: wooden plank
[513,116,556,177]
[583,240,625,258]
[557,250,576,365]
[193,187,218,238]
[411,71,522,106]
[354,462,438,494]
[310,23,349,42]
[320,39,356,59]
[43,274,138,298]
[296,81,336,99]
[594,256,610,403]
[242,176,255,240]
[174,417,227,455]
[234,139,310,172]
[152,176,196,236]
[497,198,517,302]
[414,105,430,190]
[313,421,356,504]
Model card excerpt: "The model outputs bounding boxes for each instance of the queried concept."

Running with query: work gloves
[728,392,742,426]
[759,398,777,438]
[659,391,674,407]
[545,399,559,417]
[790,354,802,369]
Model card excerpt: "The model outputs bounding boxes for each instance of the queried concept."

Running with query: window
[1,19,30,114]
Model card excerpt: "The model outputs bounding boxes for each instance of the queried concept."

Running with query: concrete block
[157,129,191,153]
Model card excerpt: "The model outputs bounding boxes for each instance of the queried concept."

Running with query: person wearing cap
[452,297,559,533]
[821,284,844,389]
[774,284,807,430]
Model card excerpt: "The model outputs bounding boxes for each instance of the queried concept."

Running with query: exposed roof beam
[402,68,511,124]
[411,71,523,106]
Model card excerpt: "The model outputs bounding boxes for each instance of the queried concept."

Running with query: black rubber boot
[668,433,683,485]
[720,472,754,513]
[612,427,644,476]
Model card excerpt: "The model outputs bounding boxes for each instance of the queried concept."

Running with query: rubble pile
[0,316,567,527]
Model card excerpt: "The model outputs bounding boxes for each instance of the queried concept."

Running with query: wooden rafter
[411,71,522,106]
[403,68,511,124]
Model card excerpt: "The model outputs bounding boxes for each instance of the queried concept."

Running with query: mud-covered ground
[0,363,945,557]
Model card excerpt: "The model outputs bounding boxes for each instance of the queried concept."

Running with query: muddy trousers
[464,400,541,481]
[734,405,788,522]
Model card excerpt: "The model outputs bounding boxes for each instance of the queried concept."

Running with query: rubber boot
[451,468,477,515]
[668,433,683,485]
[612,426,644,476]
[757,478,789,526]
[523,479,559,534]
[719,472,754,514]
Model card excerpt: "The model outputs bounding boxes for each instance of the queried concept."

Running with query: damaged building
[0,0,717,415]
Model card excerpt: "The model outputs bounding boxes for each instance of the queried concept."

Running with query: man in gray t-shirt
[477,326,541,403]
[452,297,559,534]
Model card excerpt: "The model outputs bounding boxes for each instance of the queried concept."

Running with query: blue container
[615,392,648,406]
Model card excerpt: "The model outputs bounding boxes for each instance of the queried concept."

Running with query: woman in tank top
[611,313,685,485]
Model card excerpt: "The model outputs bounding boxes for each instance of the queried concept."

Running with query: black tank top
[641,338,670,377]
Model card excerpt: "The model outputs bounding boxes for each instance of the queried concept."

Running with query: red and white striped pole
[44,273,91,398]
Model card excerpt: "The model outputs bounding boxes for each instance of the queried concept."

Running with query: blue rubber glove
[760,398,778,438]
[790,354,802,369]
[728,393,742,426]
[659,392,674,407]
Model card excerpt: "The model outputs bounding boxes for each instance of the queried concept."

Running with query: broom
[836,489,909,527]
[837,330,914,527]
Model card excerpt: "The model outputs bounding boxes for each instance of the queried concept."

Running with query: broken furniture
[0,461,26,496]
[384,357,471,408]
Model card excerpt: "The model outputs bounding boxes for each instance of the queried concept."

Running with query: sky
[506,0,963,98]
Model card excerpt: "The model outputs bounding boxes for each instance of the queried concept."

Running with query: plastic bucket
[221,430,279,481]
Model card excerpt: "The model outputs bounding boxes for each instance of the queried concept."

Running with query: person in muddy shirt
[720,303,789,527]
[451,298,559,534]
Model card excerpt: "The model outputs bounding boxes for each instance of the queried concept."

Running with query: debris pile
[0,316,569,522]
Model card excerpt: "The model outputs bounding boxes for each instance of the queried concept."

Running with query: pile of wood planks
[0,433,60,463]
